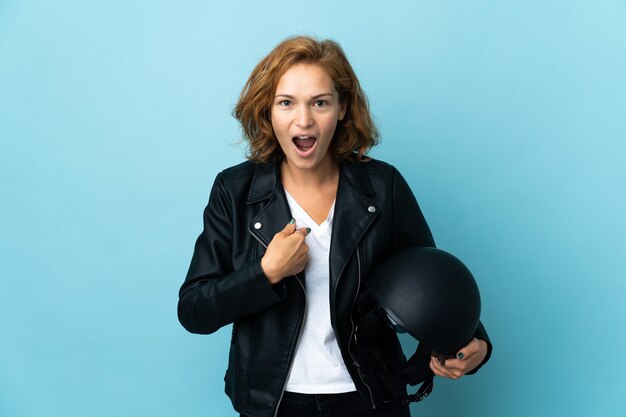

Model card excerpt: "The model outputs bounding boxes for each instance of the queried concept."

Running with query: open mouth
[292,136,317,152]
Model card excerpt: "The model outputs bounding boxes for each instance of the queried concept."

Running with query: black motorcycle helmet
[352,246,481,403]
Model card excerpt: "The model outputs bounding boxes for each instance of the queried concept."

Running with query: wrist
[261,256,281,284]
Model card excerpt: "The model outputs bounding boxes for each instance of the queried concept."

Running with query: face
[271,63,346,173]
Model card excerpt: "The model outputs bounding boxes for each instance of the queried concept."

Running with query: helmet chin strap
[354,298,437,404]
[404,377,434,403]
[401,343,436,403]
[384,311,436,402]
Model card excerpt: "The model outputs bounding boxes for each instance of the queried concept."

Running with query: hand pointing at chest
[261,219,311,284]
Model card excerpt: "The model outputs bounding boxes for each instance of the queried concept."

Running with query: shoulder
[218,160,257,183]
[212,160,278,203]
[215,160,276,187]
[343,157,401,183]
[339,157,408,201]
[360,158,398,176]
[205,161,258,201]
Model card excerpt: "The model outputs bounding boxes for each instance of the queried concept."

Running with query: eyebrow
[274,93,334,100]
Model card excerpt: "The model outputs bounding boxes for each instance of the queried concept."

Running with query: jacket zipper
[347,244,376,408]
[273,273,306,417]
[249,229,307,417]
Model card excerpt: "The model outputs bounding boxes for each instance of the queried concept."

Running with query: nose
[295,104,313,127]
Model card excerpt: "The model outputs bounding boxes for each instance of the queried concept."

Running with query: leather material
[177,158,491,417]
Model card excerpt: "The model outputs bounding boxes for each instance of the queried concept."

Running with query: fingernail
[456,352,464,360]
[289,218,295,224]
[306,227,311,234]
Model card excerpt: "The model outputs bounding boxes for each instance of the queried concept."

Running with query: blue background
[1,1,625,416]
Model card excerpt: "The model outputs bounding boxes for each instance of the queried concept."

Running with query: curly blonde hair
[233,36,379,162]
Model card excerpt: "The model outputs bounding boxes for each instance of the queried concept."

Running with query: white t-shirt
[283,189,356,393]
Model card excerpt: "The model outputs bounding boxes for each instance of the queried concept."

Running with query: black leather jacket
[178,158,491,417]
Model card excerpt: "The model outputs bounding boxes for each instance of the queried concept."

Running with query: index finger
[277,219,297,236]
[295,227,311,236]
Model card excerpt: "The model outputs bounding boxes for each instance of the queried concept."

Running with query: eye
[278,99,292,107]
[314,99,328,108]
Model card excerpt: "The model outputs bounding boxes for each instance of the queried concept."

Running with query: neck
[280,157,339,191]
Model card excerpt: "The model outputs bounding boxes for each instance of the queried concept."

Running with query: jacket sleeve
[391,167,492,373]
[466,321,492,374]
[390,167,436,251]
[177,173,284,335]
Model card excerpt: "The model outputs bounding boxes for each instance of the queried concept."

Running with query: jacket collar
[247,162,281,204]
[247,159,376,204]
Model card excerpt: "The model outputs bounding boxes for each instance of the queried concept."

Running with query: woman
[178,36,491,417]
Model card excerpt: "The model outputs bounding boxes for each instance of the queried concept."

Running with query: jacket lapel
[247,162,293,247]
[329,160,379,294]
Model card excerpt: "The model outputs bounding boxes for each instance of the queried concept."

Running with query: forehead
[275,63,337,95]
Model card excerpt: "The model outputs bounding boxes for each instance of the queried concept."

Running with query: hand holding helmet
[429,337,488,379]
